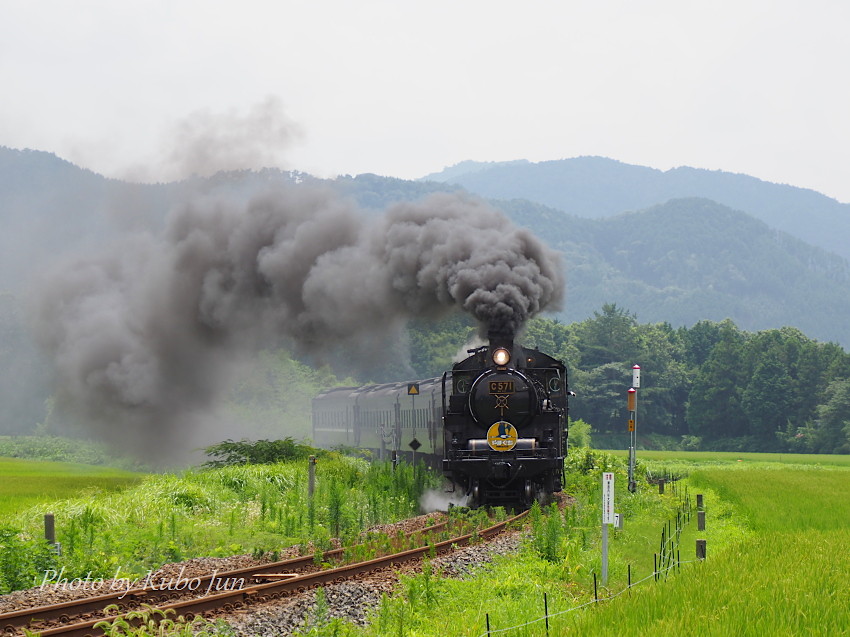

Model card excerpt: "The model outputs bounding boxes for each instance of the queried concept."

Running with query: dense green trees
[516,310,850,453]
[570,306,850,453]
[400,305,850,452]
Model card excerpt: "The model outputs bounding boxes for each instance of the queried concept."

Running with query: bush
[568,418,592,448]
[202,438,325,468]
[681,435,702,451]
[0,527,57,593]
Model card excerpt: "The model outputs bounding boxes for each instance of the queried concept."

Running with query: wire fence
[478,487,703,637]
[656,485,692,581]
[477,558,703,637]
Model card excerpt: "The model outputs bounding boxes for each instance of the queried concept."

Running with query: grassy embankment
[2,454,440,594]
[305,451,850,637]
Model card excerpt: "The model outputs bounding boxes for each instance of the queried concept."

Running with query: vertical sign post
[628,365,640,493]
[408,383,420,465]
[308,455,317,498]
[601,472,614,585]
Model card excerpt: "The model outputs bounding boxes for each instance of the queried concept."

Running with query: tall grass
[5,456,440,591]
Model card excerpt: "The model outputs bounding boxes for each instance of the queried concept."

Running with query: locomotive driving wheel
[523,480,534,507]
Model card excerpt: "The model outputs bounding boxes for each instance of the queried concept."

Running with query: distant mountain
[422,157,850,262]
[0,147,177,291]
[3,146,850,345]
[499,197,850,343]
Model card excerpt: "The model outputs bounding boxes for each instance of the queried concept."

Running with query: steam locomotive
[312,332,570,507]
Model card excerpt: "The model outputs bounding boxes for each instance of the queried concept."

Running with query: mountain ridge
[421,156,850,261]
[3,145,850,346]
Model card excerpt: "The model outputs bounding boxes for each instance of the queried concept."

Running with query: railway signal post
[628,365,640,493]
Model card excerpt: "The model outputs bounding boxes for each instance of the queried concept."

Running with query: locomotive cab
[442,333,569,507]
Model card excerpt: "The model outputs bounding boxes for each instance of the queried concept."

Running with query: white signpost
[602,472,614,585]
[602,472,615,523]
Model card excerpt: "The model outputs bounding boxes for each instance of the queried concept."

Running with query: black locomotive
[312,332,570,507]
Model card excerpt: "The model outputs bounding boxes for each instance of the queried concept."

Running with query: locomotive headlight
[492,347,511,367]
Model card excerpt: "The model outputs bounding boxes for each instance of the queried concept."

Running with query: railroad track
[2,511,527,636]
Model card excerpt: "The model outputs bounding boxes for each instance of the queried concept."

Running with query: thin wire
[475,559,703,637]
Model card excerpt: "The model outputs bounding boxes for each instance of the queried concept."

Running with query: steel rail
[0,519,450,636]
[12,512,526,637]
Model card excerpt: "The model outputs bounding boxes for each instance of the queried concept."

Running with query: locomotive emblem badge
[487,421,518,451]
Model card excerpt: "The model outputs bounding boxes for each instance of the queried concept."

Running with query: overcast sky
[2,1,848,202]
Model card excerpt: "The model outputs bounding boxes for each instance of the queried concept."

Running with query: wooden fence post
[696,493,704,510]
[696,539,707,560]
[308,456,317,498]
[44,513,55,545]
[698,510,706,531]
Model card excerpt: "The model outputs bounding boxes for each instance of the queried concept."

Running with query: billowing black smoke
[30,185,563,453]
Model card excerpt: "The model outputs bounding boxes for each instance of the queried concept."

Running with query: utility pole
[628,365,640,493]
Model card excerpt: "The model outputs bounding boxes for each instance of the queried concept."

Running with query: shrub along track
[1,511,527,636]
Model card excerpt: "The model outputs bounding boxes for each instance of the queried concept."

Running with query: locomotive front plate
[488,380,515,394]
[469,369,535,428]
[486,421,518,451]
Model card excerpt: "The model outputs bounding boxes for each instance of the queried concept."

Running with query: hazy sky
[2,1,848,202]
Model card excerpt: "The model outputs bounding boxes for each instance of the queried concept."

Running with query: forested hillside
[501,197,850,344]
[422,156,850,261]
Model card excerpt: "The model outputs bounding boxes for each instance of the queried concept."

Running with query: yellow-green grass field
[562,456,850,635]
[0,457,144,518]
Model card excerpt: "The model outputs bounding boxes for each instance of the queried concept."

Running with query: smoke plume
[30,185,563,454]
[123,97,302,182]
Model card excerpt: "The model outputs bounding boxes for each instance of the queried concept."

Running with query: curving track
[2,512,526,637]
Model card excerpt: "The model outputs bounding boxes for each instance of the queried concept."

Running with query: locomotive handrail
[441,371,448,419]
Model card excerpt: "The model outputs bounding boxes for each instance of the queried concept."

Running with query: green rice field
[563,454,850,635]
[0,457,144,518]
[606,447,850,467]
